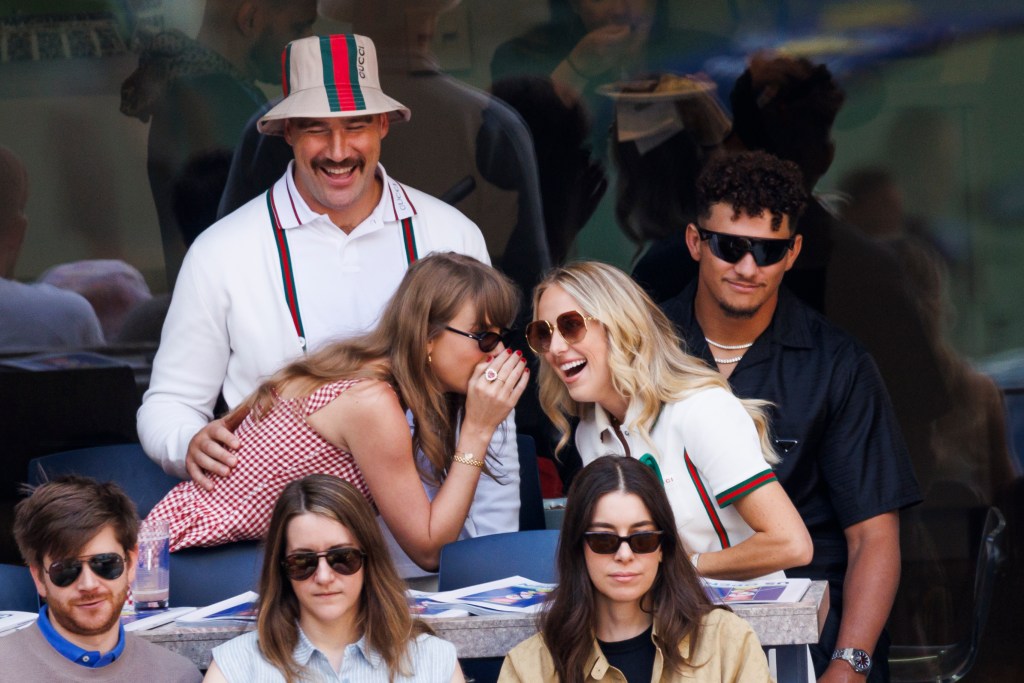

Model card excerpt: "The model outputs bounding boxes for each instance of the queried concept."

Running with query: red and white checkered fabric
[147,379,373,551]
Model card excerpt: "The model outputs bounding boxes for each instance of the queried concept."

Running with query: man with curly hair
[662,151,920,682]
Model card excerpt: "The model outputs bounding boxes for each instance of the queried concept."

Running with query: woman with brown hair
[205,474,463,682]
[147,252,528,571]
[500,455,770,682]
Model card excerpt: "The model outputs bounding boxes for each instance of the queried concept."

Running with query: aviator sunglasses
[583,530,664,554]
[445,326,509,353]
[697,227,795,266]
[525,311,597,354]
[46,553,126,588]
[282,547,366,581]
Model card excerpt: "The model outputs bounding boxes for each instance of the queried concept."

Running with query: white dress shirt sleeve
[137,250,230,479]
[463,410,521,537]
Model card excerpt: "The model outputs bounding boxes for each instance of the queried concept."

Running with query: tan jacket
[498,609,773,682]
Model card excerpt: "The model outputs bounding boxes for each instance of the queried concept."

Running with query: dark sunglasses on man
[46,552,127,588]
[696,227,796,267]
[282,546,366,581]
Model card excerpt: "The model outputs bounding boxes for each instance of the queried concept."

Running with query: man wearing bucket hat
[138,35,519,576]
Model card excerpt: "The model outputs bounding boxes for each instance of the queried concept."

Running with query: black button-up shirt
[662,283,922,610]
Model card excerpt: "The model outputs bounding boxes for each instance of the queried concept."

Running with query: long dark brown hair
[257,475,432,683]
[541,456,720,682]
[228,252,520,483]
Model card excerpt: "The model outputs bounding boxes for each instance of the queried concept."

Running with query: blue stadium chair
[516,434,545,531]
[27,443,179,518]
[169,541,264,608]
[438,530,559,683]
[0,563,39,612]
[437,529,559,592]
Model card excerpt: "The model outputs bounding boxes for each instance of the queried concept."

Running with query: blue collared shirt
[36,604,126,668]
[213,627,457,682]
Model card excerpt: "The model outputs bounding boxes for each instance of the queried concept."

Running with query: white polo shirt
[576,387,783,579]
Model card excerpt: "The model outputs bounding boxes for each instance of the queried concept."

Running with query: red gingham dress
[146,379,373,551]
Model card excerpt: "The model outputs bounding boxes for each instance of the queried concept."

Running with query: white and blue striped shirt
[212,627,456,682]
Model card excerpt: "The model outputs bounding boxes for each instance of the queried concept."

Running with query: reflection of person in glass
[492,0,720,154]
[120,0,317,284]
[605,74,731,302]
[205,475,464,682]
[499,456,771,682]
[490,75,607,267]
[492,0,665,93]
[0,145,105,352]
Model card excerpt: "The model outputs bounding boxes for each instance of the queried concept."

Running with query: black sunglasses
[444,326,508,353]
[525,310,596,354]
[282,547,366,581]
[584,531,663,554]
[46,553,126,588]
[697,227,795,266]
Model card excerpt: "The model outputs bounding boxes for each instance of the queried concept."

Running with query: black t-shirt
[597,625,656,683]
[662,283,922,613]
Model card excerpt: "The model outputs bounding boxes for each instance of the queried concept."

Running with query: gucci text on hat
[258,34,411,136]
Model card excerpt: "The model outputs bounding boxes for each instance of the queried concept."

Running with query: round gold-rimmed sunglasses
[525,310,597,354]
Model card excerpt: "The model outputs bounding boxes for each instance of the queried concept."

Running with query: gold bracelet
[452,451,484,468]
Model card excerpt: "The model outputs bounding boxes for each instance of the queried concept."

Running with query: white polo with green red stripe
[576,386,785,580]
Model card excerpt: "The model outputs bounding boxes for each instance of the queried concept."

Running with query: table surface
[139,580,828,670]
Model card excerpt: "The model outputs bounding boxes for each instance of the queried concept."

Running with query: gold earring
[428,353,432,365]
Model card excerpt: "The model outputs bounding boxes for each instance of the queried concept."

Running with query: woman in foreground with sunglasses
[528,261,811,580]
[147,253,528,571]
[500,456,771,682]
[205,474,463,682]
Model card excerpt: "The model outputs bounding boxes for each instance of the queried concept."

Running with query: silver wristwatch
[832,647,872,675]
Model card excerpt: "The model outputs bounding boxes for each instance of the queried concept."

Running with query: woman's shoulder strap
[303,378,362,415]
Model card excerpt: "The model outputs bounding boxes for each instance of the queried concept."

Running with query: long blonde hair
[229,252,520,482]
[532,261,777,464]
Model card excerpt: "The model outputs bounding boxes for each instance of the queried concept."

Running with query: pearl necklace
[712,354,745,364]
[705,336,754,350]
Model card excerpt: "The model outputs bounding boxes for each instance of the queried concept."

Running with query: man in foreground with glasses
[662,151,920,682]
[0,476,200,681]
